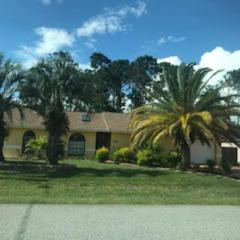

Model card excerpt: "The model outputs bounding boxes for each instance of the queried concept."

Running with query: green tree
[90,53,130,112]
[224,69,240,124]
[64,69,94,111]
[130,64,240,169]
[90,53,113,112]
[129,55,159,108]
[20,52,78,164]
[0,54,23,161]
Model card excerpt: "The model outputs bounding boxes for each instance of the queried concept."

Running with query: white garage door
[191,141,214,164]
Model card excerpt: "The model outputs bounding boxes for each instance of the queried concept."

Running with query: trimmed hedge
[96,147,110,163]
[136,148,181,168]
[136,149,153,166]
[113,147,135,164]
[156,152,181,168]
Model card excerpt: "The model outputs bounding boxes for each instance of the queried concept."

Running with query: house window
[22,130,36,154]
[81,114,91,122]
[68,133,85,156]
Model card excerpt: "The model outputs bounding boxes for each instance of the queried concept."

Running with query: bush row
[95,146,181,168]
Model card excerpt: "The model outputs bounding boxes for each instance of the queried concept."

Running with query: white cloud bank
[77,1,147,37]
[198,46,240,71]
[158,47,240,85]
[158,47,240,71]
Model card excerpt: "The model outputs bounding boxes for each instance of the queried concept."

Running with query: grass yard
[0,159,239,205]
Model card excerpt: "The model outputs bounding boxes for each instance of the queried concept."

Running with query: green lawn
[0,159,239,204]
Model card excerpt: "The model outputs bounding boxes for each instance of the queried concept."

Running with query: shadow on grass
[0,162,169,181]
[3,160,47,165]
[48,166,169,179]
[0,170,49,182]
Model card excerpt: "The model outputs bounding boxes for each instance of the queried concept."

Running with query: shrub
[25,137,47,160]
[154,151,181,168]
[96,147,110,163]
[206,159,216,173]
[136,149,153,166]
[113,147,135,164]
[221,158,232,175]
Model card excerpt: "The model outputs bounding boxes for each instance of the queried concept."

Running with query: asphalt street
[0,205,239,240]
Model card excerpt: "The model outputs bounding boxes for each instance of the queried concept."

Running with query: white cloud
[198,46,240,71]
[158,47,240,85]
[158,36,186,45]
[158,47,240,71]
[196,46,240,85]
[41,0,62,5]
[77,1,147,37]
[32,27,74,55]
[18,1,146,68]
[18,27,75,68]
[79,63,91,70]
[158,56,182,65]
[83,38,97,50]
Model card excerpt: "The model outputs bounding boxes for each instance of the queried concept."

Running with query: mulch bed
[191,165,240,180]
[0,162,77,172]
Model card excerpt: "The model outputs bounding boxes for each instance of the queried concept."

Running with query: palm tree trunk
[0,139,5,162]
[47,134,58,165]
[181,142,191,170]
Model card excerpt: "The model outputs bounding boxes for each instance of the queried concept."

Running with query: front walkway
[1,205,240,240]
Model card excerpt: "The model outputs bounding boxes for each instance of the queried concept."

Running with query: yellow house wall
[111,133,130,152]
[3,128,47,159]
[4,128,181,159]
[110,134,176,152]
[4,128,97,159]
[160,137,176,151]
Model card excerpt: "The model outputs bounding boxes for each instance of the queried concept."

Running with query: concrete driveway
[0,205,239,240]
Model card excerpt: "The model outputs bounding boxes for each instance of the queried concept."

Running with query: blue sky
[1,0,240,70]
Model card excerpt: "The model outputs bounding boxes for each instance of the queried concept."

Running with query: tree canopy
[0,54,23,161]
[130,64,240,169]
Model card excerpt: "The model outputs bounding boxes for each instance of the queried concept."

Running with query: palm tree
[130,64,240,169]
[0,54,23,161]
[20,52,78,164]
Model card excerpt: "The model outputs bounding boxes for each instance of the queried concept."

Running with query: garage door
[222,147,237,166]
[191,142,214,164]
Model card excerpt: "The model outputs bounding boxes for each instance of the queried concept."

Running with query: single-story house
[4,109,131,159]
[3,109,240,165]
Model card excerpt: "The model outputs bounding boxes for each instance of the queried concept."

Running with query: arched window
[22,130,36,154]
[68,133,85,156]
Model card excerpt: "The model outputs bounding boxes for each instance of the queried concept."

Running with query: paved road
[0,205,239,240]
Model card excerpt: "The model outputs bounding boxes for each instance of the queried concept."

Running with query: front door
[222,147,238,166]
[96,132,111,150]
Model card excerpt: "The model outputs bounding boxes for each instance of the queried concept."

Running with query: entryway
[222,147,238,166]
[96,132,111,150]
